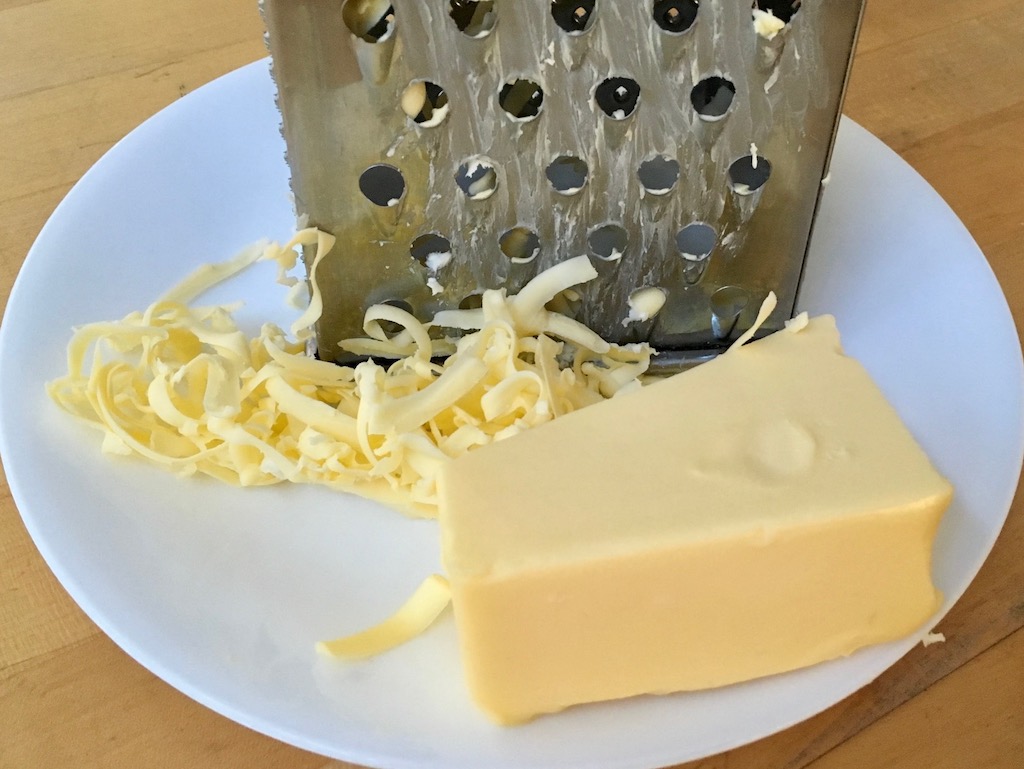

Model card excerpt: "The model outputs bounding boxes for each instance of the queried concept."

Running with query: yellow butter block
[438,316,952,724]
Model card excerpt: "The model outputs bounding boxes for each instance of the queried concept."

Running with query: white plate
[1,60,1021,769]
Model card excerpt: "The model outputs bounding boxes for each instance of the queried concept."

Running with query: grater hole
[382,298,413,313]
[449,0,497,38]
[378,299,415,335]
[499,227,541,263]
[551,0,597,35]
[675,222,718,260]
[459,292,484,310]
[638,155,680,195]
[546,155,589,195]
[624,287,668,325]
[595,77,641,120]
[753,0,801,25]
[401,81,450,127]
[653,0,699,34]
[710,286,750,340]
[455,157,498,200]
[358,164,405,207]
[342,0,396,43]
[499,79,544,122]
[690,76,736,121]
[410,234,453,269]
[588,224,629,261]
[545,289,582,318]
[728,153,772,195]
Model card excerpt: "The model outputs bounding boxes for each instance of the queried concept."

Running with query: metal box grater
[259,0,865,366]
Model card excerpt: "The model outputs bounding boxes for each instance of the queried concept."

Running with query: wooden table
[2,1,1022,767]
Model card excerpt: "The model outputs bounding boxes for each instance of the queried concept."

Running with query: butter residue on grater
[259,0,865,367]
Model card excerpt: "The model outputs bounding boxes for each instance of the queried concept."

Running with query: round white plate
[1,60,1021,769]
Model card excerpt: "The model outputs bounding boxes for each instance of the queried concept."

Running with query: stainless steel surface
[261,0,865,364]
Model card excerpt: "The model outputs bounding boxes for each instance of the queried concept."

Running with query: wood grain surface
[1,1,1022,767]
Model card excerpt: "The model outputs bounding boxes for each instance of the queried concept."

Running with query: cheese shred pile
[47,228,652,519]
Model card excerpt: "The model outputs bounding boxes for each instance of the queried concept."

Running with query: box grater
[259,0,865,367]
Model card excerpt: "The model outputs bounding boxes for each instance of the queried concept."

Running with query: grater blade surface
[260,0,865,366]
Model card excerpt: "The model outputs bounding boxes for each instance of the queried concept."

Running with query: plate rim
[2,58,1022,769]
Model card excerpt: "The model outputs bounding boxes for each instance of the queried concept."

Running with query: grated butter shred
[47,229,653,520]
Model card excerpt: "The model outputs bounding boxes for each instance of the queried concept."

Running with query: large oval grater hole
[675,222,718,260]
[401,81,450,127]
[359,164,406,207]
[551,0,597,35]
[499,79,544,122]
[342,0,396,43]
[546,155,589,195]
[728,153,772,195]
[595,77,641,120]
[638,155,680,196]
[710,286,750,340]
[449,0,497,38]
[653,0,699,34]
[377,298,415,335]
[410,233,453,270]
[624,286,668,325]
[499,227,541,263]
[588,224,629,261]
[382,298,413,313]
[455,157,498,200]
[690,76,736,121]
[458,292,484,310]
[753,0,801,25]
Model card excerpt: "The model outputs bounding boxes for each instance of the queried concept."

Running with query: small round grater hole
[455,157,498,200]
[546,155,589,195]
[753,0,801,25]
[410,233,453,268]
[499,227,541,263]
[588,224,629,261]
[675,222,718,260]
[728,153,772,195]
[690,76,736,121]
[342,0,396,43]
[401,81,450,127]
[551,0,597,35]
[449,0,497,38]
[638,155,680,195]
[358,164,406,207]
[595,77,641,120]
[459,292,484,310]
[653,0,699,34]
[499,79,544,122]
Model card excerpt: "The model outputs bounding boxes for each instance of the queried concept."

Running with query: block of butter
[438,315,952,725]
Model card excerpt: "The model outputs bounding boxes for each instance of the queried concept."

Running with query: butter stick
[438,316,952,724]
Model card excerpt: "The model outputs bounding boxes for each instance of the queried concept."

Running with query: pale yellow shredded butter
[727,291,778,353]
[47,229,653,519]
[317,574,452,659]
[922,631,946,648]
[48,230,655,658]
